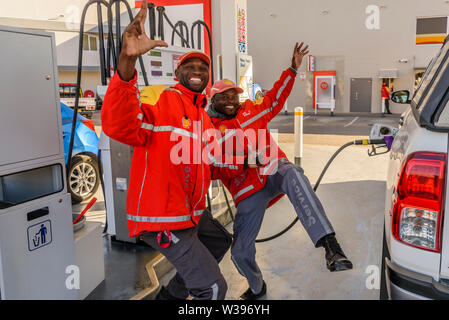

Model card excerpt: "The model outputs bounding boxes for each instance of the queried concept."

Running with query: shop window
[416,17,448,45]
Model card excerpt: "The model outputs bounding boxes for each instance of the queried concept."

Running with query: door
[350,78,372,112]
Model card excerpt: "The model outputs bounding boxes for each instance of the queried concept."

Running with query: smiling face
[175,57,210,92]
[211,89,241,117]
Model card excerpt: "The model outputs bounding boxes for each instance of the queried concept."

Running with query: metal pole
[294,106,303,167]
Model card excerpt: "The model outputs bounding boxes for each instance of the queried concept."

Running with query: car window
[435,99,449,126]
[420,54,449,120]
[412,40,449,108]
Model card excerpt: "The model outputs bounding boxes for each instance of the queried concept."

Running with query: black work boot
[239,281,267,300]
[319,234,353,272]
[155,286,182,300]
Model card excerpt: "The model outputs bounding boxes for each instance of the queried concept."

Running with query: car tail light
[392,152,446,252]
[81,119,95,132]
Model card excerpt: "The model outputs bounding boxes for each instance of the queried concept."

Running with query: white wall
[211,0,240,83]
[247,0,448,113]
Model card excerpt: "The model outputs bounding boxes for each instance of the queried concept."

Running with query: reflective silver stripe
[240,107,273,128]
[218,129,236,144]
[137,113,143,120]
[167,231,180,244]
[140,123,198,139]
[234,185,254,200]
[207,150,238,170]
[211,283,218,300]
[262,158,280,175]
[213,162,238,170]
[141,123,154,130]
[276,75,291,101]
[239,74,290,127]
[194,210,204,216]
[127,214,191,223]
[293,170,334,234]
[135,83,142,109]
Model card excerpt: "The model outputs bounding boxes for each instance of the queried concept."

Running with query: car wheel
[380,224,390,300]
[68,154,100,204]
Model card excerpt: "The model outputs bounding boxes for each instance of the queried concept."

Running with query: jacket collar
[173,83,208,108]
[206,105,233,120]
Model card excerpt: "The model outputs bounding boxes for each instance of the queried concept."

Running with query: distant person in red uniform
[382,82,392,114]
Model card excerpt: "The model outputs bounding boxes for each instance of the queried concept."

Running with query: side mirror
[391,90,411,104]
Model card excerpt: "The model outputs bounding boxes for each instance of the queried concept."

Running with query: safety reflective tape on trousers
[140,122,198,139]
[127,210,204,223]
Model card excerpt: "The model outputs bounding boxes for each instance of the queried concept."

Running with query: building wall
[0,0,112,26]
[247,0,448,113]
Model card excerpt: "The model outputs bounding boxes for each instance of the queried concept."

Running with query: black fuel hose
[244,138,385,243]
[191,20,214,84]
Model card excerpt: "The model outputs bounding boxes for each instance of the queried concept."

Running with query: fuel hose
[238,138,387,243]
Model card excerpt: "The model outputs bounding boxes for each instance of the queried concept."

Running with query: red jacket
[101,71,240,236]
[381,86,390,99]
[208,67,296,208]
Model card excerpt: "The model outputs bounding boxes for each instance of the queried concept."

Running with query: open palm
[291,42,310,71]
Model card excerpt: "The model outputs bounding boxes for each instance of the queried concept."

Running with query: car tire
[380,224,390,300]
[68,154,100,204]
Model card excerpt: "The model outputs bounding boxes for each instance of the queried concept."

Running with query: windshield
[412,40,449,108]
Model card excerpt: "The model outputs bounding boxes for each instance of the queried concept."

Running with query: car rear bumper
[385,258,449,300]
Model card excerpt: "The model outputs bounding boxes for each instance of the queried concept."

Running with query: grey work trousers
[141,211,229,300]
[231,160,335,294]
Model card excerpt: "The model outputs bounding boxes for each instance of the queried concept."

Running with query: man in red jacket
[101,1,241,300]
[207,42,353,300]
[382,82,392,114]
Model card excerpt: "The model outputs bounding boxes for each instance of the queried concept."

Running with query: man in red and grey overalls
[101,2,241,300]
[207,43,353,300]
[382,82,392,114]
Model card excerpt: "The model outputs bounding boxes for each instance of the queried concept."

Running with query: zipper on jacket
[235,118,264,184]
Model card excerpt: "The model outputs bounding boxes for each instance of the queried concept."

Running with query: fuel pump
[0,26,77,300]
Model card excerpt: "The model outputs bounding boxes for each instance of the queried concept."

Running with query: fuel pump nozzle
[353,138,389,157]
[363,123,399,157]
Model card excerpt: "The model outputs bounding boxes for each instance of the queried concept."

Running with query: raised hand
[118,0,168,81]
[291,42,310,71]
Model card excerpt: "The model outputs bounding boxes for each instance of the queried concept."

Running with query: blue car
[61,102,100,203]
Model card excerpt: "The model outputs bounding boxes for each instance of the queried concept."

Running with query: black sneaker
[239,281,267,300]
[319,234,353,272]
